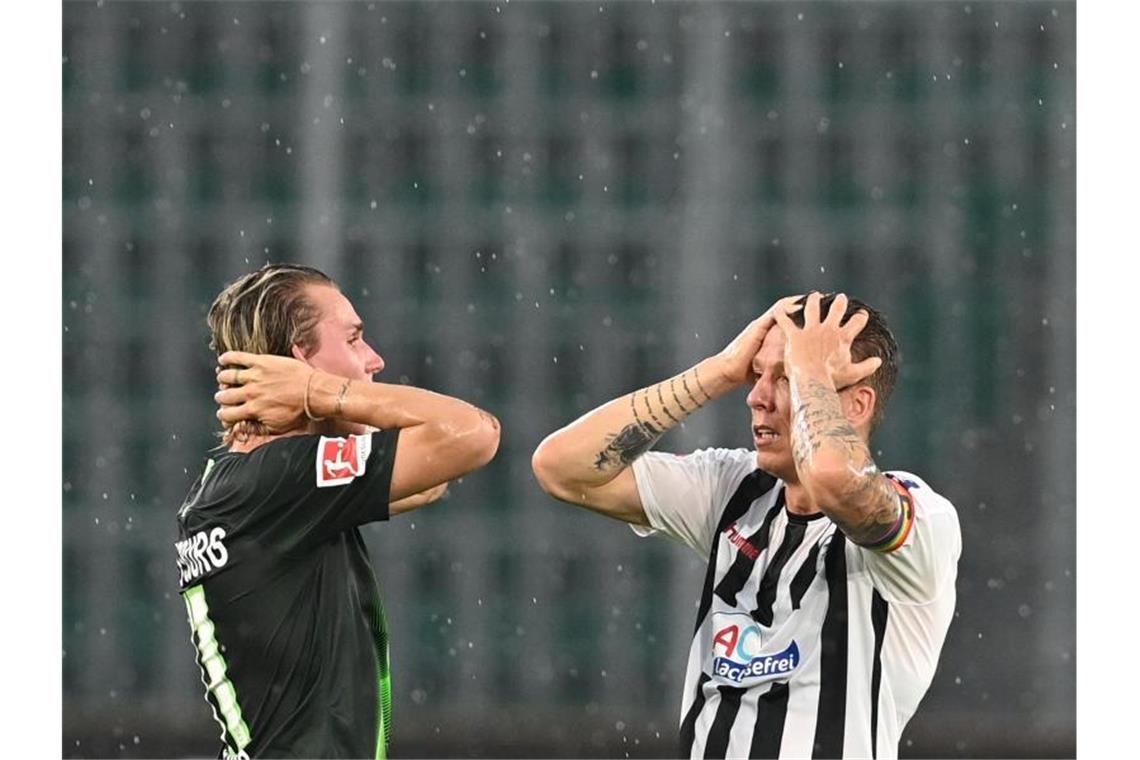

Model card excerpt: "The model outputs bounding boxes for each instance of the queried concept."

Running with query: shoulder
[203,436,324,496]
[637,447,758,485]
[685,446,758,470]
[227,432,320,458]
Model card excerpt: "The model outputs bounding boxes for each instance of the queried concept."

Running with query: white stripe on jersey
[633,449,959,760]
[843,570,878,759]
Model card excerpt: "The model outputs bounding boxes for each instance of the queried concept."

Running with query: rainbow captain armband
[861,476,915,554]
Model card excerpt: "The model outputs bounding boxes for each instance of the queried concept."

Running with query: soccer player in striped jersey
[532,292,961,759]
[178,264,500,759]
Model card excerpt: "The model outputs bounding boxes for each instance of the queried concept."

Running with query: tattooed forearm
[656,383,681,424]
[838,475,903,545]
[669,377,690,413]
[591,368,716,472]
[640,389,667,430]
[787,375,900,544]
[789,378,866,470]
[691,367,713,403]
[593,420,663,471]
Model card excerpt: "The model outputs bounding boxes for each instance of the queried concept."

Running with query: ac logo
[316,434,372,487]
[713,616,764,661]
[710,611,799,686]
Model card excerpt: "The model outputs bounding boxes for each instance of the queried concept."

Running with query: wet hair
[206,263,337,442]
[207,263,335,359]
[791,293,900,431]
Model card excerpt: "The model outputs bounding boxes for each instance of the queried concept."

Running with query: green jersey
[175,430,399,759]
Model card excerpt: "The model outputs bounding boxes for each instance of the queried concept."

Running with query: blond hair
[207,264,336,443]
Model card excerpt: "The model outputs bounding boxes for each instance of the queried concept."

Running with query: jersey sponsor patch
[316,434,372,488]
[709,611,800,686]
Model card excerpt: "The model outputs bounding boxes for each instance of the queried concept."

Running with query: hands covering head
[772,292,883,390]
[717,291,882,392]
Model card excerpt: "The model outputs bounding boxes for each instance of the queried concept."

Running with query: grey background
[62,1,1075,757]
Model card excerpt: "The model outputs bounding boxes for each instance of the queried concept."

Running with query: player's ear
[844,385,876,429]
[290,344,308,363]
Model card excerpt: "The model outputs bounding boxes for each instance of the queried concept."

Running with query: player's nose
[746,377,774,410]
[364,343,385,375]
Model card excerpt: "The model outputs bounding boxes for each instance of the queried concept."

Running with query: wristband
[303,371,327,421]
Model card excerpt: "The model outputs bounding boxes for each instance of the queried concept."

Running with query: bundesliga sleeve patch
[863,477,916,554]
[315,434,372,488]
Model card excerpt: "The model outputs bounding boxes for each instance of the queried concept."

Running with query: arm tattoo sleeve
[593,420,662,470]
[788,376,901,546]
[592,369,714,473]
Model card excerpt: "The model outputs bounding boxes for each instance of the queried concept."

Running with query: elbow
[468,410,502,470]
[530,437,559,496]
[531,435,574,502]
[798,457,859,509]
[438,408,501,474]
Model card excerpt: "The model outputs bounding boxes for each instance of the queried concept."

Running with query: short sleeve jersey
[175,430,399,760]
[631,448,961,759]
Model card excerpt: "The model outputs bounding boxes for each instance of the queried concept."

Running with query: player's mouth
[753,425,780,447]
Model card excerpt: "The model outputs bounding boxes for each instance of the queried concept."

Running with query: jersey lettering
[176,527,230,584]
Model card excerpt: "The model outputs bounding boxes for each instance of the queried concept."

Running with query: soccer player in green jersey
[177,264,500,759]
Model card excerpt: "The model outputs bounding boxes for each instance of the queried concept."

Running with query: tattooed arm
[786,373,902,545]
[773,294,902,547]
[532,299,800,525]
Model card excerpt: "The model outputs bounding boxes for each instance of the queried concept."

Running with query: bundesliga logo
[316,434,371,488]
[711,612,799,685]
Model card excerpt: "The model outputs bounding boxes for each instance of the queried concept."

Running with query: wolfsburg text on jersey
[175,527,229,584]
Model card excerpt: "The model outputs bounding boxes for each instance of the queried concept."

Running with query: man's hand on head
[214,351,318,434]
[713,295,803,386]
[772,292,881,389]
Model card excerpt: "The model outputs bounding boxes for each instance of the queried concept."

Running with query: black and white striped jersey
[631,448,961,759]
